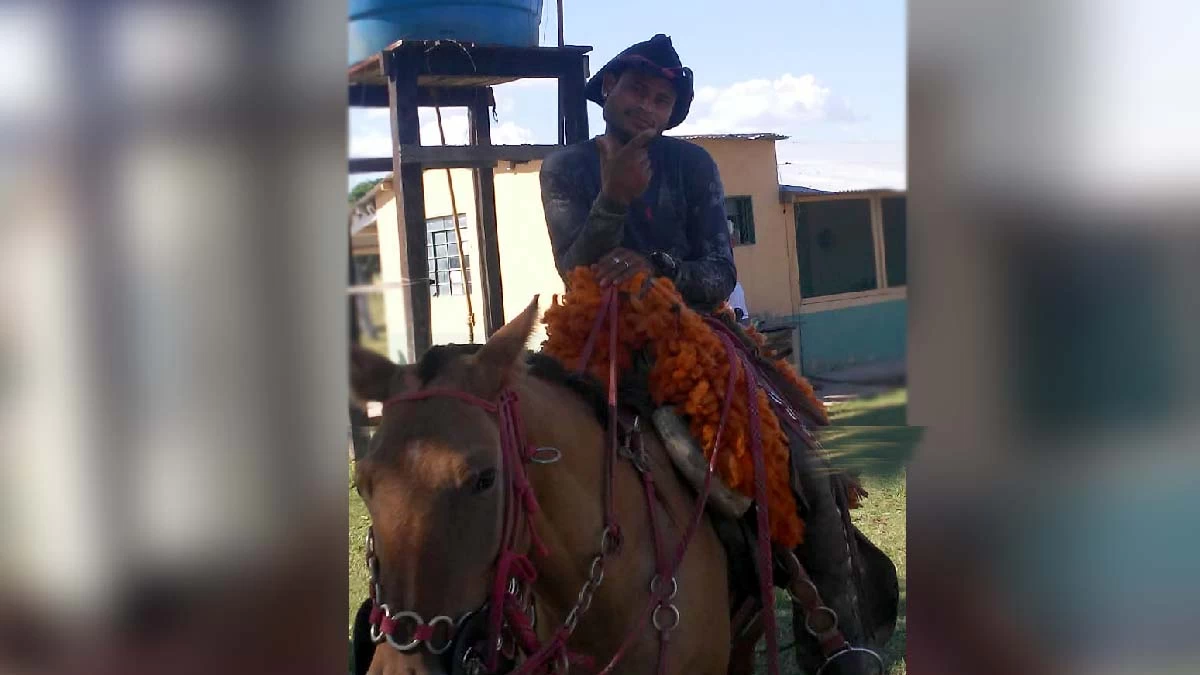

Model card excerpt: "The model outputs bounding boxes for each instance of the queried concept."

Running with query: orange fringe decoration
[541,269,827,549]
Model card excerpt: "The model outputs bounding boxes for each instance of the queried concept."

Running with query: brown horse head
[350,299,541,675]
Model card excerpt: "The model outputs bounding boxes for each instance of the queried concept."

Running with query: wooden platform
[347,40,592,88]
[349,144,560,172]
[347,40,593,361]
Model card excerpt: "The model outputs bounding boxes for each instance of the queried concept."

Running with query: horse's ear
[350,345,414,403]
[473,296,540,387]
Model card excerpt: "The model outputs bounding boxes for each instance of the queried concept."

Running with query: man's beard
[601,105,652,143]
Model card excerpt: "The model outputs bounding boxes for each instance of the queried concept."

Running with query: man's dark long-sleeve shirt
[539,135,737,311]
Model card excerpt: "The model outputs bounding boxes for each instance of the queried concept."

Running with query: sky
[348,0,906,192]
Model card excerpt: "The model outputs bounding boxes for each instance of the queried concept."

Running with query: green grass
[853,470,907,675]
[350,463,371,631]
[820,390,908,674]
[820,389,917,478]
[348,390,909,674]
[749,473,906,674]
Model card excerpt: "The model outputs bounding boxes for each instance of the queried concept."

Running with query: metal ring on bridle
[384,610,425,652]
[804,606,839,637]
[815,646,885,675]
[531,446,562,464]
[650,575,678,600]
[369,603,391,643]
[787,577,820,607]
[600,526,622,556]
[457,608,477,630]
[554,651,571,674]
[652,603,681,632]
[425,615,455,655]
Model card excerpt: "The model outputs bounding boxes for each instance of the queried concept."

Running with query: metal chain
[562,525,618,634]
[559,422,636,637]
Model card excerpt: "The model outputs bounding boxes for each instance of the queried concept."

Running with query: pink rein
[578,289,783,675]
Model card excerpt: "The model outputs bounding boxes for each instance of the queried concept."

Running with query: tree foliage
[348,177,385,204]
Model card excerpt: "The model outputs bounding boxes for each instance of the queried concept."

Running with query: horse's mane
[416,344,610,424]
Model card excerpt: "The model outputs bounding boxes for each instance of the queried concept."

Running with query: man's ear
[602,72,619,99]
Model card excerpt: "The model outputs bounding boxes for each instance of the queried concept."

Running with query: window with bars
[725,196,756,245]
[426,215,472,297]
[794,199,877,298]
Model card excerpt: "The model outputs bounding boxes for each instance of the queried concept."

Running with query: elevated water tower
[347,0,590,362]
[349,0,547,66]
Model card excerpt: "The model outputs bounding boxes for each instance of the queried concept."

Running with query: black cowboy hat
[584,34,695,130]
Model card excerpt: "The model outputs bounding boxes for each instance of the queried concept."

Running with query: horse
[350,298,895,675]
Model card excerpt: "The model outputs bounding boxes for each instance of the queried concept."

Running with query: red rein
[375,290,784,675]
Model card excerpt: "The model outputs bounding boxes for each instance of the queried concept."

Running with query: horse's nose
[366,645,447,675]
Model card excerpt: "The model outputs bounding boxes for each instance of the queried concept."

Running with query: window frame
[794,197,878,299]
[425,214,473,298]
[725,195,756,246]
[791,193,907,311]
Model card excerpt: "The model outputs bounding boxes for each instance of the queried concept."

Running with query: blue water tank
[349,0,544,65]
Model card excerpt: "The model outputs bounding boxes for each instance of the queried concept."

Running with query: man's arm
[672,148,737,309]
[540,151,627,276]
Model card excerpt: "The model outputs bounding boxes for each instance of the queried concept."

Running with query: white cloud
[496,78,557,90]
[348,108,390,158]
[663,73,901,191]
[345,74,901,192]
[775,141,906,192]
[348,107,536,156]
[419,109,470,145]
[492,122,535,145]
[492,84,544,115]
[495,92,518,115]
[673,73,859,136]
[348,116,390,158]
[417,110,536,146]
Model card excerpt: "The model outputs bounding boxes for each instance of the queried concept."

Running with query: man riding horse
[540,34,734,313]
[539,34,899,675]
[351,35,897,675]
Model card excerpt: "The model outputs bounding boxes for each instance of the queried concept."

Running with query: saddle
[628,317,899,673]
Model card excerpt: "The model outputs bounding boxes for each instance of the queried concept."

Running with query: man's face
[602,69,677,139]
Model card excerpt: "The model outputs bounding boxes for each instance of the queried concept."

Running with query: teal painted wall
[796,298,907,375]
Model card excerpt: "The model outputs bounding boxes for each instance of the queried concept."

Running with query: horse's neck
[512,373,694,660]
[512,374,614,614]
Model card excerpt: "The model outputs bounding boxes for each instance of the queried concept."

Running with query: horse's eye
[472,468,497,494]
